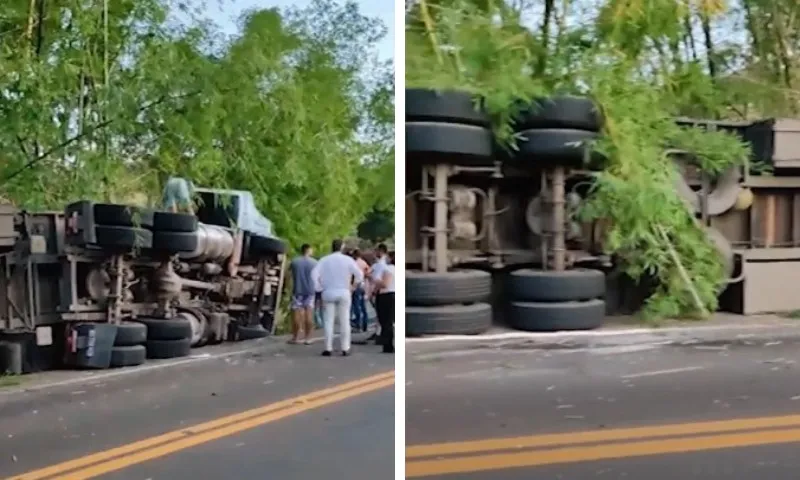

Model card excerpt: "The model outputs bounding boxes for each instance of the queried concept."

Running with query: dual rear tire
[92,204,154,250]
[110,321,148,368]
[110,317,194,366]
[405,270,492,336]
[506,269,606,331]
[405,268,608,335]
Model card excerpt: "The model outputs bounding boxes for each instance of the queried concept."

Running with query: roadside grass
[0,374,22,388]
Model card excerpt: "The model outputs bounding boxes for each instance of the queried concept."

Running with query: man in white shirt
[369,244,388,342]
[312,239,364,356]
[371,244,395,354]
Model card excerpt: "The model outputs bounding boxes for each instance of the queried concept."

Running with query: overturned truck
[405,89,800,335]
[0,185,287,373]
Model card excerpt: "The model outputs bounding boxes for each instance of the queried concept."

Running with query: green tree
[358,207,395,242]
[1,0,393,253]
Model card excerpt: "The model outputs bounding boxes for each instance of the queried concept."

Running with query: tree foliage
[0,0,393,253]
[405,0,790,319]
[358,207,395,242]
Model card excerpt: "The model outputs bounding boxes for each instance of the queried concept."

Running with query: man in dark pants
[349,249,370,332]
[370,243,388,343]
[372,249,395,354]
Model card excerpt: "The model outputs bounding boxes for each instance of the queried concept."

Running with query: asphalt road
[406,339,800,479]
[0,338,394,479]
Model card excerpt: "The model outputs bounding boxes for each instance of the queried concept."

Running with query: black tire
[110,345,147,367]
[508,299,605,331]
[407,122,493,164]
[406,303,492,337]
[93,204,154,229]
[236,324,269,340]
[152,231,199,253]
[94,226,153,250]
[406,89,490,127]
[152,212,198,232]
[406,270,491,306]
[508,268,605,302]
[511,129,605,168]
[145,338,192,359]
[513,96,604,132]
[136,317,192,341]
[249,235,287,255]
[114,322,147,347]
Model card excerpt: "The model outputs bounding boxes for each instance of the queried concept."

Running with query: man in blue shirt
[289,244,318,345]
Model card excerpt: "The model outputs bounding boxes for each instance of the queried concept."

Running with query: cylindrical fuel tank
[180,224,235,263]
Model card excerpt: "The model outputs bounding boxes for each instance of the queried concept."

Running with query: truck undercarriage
[405,89,800,335]
[0,187,287,373]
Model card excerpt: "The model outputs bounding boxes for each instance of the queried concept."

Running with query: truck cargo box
[0,204,17,251]
[745,118,800,170]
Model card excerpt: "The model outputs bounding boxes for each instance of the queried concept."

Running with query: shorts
[162,177,194,211]
[291,294,315,310]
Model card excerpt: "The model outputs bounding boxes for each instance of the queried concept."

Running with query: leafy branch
[1,0,393,255]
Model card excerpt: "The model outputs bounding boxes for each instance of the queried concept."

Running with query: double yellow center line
[8,371,394,480]
[406,413,800,477]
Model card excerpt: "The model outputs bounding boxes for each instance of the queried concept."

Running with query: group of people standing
[288,240,395,356]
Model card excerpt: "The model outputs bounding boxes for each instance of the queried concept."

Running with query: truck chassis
[406,92,800,331]
[0,191,286,373]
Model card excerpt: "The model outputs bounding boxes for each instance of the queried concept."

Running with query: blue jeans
[351,287,368,331]
[314,292,324,328]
